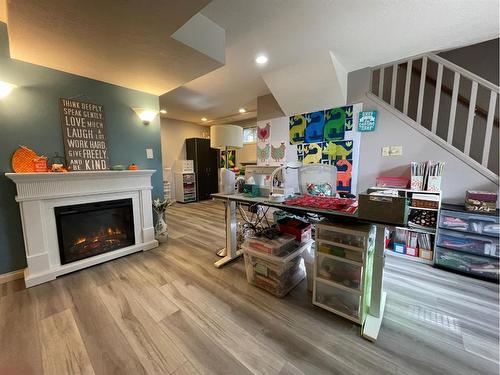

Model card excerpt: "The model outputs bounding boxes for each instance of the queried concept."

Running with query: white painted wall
[160,118,207,198]
[348,68,499,204]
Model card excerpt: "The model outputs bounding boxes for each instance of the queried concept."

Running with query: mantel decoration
[152,198,173,243]
[60,98,109,171]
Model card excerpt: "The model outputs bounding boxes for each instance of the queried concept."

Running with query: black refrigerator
[185,138,219,201]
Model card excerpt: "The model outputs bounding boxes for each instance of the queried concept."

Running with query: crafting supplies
[425,160,445,191]
[410,162,426,190]
[376,176,409,189]
[465,191,497,213]
[277,217,312,243]
[244,234,296,256]
[408,209,437,229]
[412,193,440,209]
[242,241,309,297]
[284,195,357,213]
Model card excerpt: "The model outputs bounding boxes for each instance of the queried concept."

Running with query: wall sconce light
[132,107,158,125]
[0,81,16,99]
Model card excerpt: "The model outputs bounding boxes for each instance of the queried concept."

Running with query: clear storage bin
[439,209,499,237]
[316,253,362,289]
[242,241,310,297]
[244,234,296,255]
[317,242,363,263]
[435,246,499,280]
[437,229,499,258]
[314,280,360,321]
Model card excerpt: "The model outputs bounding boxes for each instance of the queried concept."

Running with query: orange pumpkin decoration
[128,164,138,170]
[12,146,38,173]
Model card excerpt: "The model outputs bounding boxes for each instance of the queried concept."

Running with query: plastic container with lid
[244,233,296,255]
[242,241,311,297]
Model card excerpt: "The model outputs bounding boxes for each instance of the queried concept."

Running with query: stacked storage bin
[313,222,375,325]
[435,204,499,281]
[242,232,313,297]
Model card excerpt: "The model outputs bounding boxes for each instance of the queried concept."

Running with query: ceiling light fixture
[0,81,16,99]
[255,55,268,65]
[201,117,208,122]
[238,108,246,113]
[132,108,158,125]
[159,109,167,114]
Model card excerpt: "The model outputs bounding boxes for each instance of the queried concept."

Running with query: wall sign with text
[358,111,377,132]
[60,98,109,171]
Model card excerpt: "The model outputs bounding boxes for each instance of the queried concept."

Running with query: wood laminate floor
[0,200,498,375]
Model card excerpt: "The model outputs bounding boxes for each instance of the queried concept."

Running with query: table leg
[214,200,243,268]
[362,224,387,341]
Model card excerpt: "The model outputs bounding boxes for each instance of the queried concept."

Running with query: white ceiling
[5,0,224,95]
[161,0,500,123]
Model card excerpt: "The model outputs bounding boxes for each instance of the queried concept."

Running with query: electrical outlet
[146,148,154,159]
[382,146,390,156]
[389,146,403,156]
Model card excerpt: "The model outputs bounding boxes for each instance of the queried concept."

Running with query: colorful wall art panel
[257,121,271,142]
[270,142,286,165]
[289,114,306,144]
[303,142,325,164]
[304,111,325,143]
[321,140,353,162]
[257,143,270,165]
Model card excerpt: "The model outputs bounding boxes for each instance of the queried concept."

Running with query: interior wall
[160,117,206,197]
[0,22,163,275]
[257,93,285,121]
[348,67,498,203]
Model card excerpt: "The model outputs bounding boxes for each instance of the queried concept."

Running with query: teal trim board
[0,22,163,274]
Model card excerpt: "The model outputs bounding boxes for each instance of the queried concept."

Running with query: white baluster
[379,67,385,99]
[403,60,412,115]
[482,91,498,166]
[463,81,478,156]
[447,72,460,143]
[390,64,397,106]
[416,56,428,124]
[431,63,443,134]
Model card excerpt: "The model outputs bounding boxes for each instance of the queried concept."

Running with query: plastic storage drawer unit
[317,242,363,263]
[435,246,499,280]
[439,209,499,237]
[242,241,310,297]
[437,229,499,258]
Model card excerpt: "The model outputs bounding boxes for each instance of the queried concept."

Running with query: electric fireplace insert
[55,198,135,265]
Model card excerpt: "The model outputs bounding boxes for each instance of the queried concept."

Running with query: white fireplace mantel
[6,170,159,287]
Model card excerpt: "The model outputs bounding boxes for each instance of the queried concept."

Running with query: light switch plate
[389,145,403,156]
[146,148,154,159]
[382,146,390,156]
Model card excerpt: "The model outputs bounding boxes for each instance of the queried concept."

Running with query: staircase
[369,52,499,183]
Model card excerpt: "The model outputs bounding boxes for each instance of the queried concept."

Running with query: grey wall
[257,93,285,121]
[0,22,163,275]
[348,68,498,204]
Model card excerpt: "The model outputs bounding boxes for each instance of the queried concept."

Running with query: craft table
[211,193,387,341]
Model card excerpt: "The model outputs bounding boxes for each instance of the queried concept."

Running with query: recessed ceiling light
[159,109,167,114]
[238,108,246,113]
[255,55,268,65]
[201,117,208,122]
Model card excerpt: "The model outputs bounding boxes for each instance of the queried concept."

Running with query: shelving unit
[173,160,197,203]
[373,187,442,264]
[435,204,499,281]
[313,222,375,328]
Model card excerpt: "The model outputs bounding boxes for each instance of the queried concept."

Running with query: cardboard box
[359,193,409,226]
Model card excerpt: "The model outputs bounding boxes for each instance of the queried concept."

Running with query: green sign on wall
[358,111,377,132]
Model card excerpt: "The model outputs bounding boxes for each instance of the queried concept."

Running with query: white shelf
[385,249,434,265]
[397,226,436,235]
[409,206,439,211]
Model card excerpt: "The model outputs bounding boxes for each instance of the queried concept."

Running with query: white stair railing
[370,53,499,177]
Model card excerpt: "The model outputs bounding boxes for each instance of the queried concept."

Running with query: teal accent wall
[0,22,163,274]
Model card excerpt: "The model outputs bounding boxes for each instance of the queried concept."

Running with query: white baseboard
[0,269,25,285]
